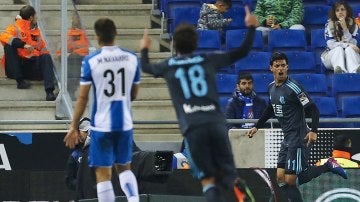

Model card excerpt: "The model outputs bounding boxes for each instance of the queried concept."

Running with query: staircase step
[0,101,56,120]
[134,133,182,142]
[132,100,176,121]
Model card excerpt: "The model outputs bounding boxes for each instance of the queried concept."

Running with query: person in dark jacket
[225,72,266,129]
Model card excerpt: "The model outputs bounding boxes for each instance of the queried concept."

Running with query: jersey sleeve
[133,60,141,84]
[80,57,92,85]
[141,48,168,77]
[287,79,312,107]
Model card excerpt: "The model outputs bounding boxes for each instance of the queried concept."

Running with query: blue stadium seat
[234,52,271,73]
[284,51,317,73]
[342,97,360,118]
[223,6,246,30]
[290,74,327,96]
[196,30,221,52]
[252,73,273,94]
[353,5,360,18]
[302,5,331,29]
[332,74,360,97]
[311,28,327,73]
[225,29,264,51]
[219,96,231,113]
[268,30,307,51]
[161,0,201,17]
[216,74,237,94]
[312,97,338,117]
[168,6,201,33]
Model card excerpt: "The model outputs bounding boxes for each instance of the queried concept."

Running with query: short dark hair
[173,23,198,54]
[333,135,351,150]
[270,52,288,66]
[237,72,253,84]
[218,0,232,8]
[19,5,36,20]
[94,18,117,44]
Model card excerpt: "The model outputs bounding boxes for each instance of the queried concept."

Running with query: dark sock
[203,185,222,202]
[297,165,328,185]
[286,185,303,202]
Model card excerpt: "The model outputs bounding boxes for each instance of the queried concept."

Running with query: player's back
[81,46,140,132]
[161,53,226,133]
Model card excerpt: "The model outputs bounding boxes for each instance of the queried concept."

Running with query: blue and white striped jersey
[80,46,140,132]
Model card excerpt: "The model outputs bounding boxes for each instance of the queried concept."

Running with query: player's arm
[304,102,319,133]
[255,103,274,129]
[140,29,154,75]
[209,6,258,67]
[248,104,274,138]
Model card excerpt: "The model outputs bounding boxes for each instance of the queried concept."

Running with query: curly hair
[173,23,198,54]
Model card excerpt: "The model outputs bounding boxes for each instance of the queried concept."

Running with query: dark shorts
[277,141,310,175]
[183,123,237,182]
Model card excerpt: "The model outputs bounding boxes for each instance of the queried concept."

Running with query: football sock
[97,181,115,202]
[297,165,327,185]
[203,184,222,202]
[119,170,139,202]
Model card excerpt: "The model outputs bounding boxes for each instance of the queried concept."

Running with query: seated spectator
[197,0,232,34]
[0,5,56,101]
[253,0,305,41]
[321,1,360,73]
[316,135,359,168]
[67,13,90,71]
[225,72,266,129]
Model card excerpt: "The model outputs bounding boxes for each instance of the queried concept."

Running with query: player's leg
[183,126,221,202]
[89,131,116,202]
[210,123,254,202]
[114,130,139,202]
[95,167,115,202]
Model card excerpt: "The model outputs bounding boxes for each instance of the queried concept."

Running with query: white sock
[97,181,115,202]
[119,170,139,202]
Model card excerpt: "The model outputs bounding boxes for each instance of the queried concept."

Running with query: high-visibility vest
[316,150,359,168]
[67,28,89,56]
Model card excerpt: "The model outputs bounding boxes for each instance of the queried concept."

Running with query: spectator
[317,135,359,168]
[253,0,305,41]
[197,0,233,33]
[65,117,91,192]
[0,5,56,101]
[225,72,266,129]
[321,1,360,73]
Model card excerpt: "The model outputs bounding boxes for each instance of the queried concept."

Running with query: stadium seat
[161,0,201,17]
[312,97,338,117]
[332,74,360,110]
[216,74,237,94]
[290,74,327,96]
[223,6,246,30]
[310,28,327,73]
[225,29,264,51]
[196,30,221,52]
[342,97,360,118]
[302,5,331,29]
[234,52,271,73]
[284,51,317,73]
[252,73,273,94]
[268,30,307,51]
[168,6,200,34]
[219,96,231,113]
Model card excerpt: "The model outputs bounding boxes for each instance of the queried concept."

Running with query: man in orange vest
[0,5,56,101]
[317,135,359,168]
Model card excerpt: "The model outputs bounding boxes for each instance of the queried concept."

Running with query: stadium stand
[216,73,237,95]
[196,30,222,52]
[284,51,317,73]
[225,29,264,51]
[223,5,246,30]
[290,74,327,96]
[234,51,271,73]
[268,30,307,51]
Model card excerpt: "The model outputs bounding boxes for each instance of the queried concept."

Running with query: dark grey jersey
[269,77,312,139]
[144,53,232,134]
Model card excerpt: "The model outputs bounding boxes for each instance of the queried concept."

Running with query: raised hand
[244,5,259,27]
[140,28,152,50]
